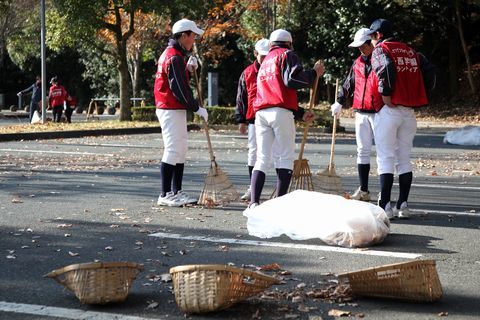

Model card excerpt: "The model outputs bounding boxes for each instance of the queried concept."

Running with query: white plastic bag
[245,190,390,248]
[31,110,41,124]
[443,126,480,146]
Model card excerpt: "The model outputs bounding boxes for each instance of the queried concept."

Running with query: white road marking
[413,209,478,216]
[149,232,422,259]
[0,301,156,320]
[0,148,114,156]
[412,183,480,191]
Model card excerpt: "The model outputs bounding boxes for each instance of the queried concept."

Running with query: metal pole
[40,0,47,123]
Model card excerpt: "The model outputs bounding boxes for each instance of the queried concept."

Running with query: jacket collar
[168,39,188,56]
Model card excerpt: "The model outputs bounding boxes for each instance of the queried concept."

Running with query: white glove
[195,107,208,122]
[330,102,342,116]
[187,56,198,72]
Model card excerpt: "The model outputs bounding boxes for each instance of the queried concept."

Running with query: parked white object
[443,126,480,146]
[245,190,390,248]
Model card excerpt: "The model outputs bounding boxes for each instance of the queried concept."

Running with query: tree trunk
[118,36,132,120]
[448,22,459,97]
[455,0,476,96]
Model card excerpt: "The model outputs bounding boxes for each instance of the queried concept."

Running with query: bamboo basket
[338,260,442,302]
[170,264,281,313]
[45,261,144,304]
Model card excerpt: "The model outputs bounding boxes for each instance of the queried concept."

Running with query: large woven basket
[338,259,442,302]
[170,264,281,313]
[45,261,144,304]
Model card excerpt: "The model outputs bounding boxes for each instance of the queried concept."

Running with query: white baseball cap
[348,28,371,47]
[172,19,204,36]
[269,29,292,42]
[254,39,270,55]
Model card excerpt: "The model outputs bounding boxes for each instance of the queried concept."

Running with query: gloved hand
[195,107,208,122]
[330,102,342,116]
[187,56,198,72]
[17,92,22,96]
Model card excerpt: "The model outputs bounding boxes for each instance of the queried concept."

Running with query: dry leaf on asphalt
[57,224,72,228]
[145,301,159,310]
[105,246,113,251]
[328,309,351,317]
[11,197,23,203]
[259,263,281,271]
[68,251,79,257]
[160,273,172,283]
[438,312,449,317]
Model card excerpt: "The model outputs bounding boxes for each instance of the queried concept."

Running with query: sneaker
[384,202,395,220]
[157,191,186,207]
[176,190,197,205]
[394,202,411,219]
[240,187,251,201]
[350,187,371,201]
[242,202,259,217]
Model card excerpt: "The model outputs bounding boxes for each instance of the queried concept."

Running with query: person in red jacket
[154,18,208,207]
[48,76,67,122]
[246,29,324,210]
[331,27,382,202]
[235,38,270,201]
[368,19,436,219]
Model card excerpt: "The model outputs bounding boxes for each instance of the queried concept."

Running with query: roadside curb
[0,124,203,142]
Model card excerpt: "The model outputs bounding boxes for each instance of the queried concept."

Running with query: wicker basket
[170,264,281,313]
[45,261,144,304]
[338,259,442,302]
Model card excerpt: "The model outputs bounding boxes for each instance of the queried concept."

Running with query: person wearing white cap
[154,18,207,207]
[331,27,382,202]
[367,18,436,219]
[235,39,271,201]
[246,29,324,209]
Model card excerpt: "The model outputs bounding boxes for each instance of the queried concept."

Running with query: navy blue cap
[367,19,393,37]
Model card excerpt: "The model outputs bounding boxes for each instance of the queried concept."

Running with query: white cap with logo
[254,39,270,55]
[172,19,204,36]
[269,29,292,43]
[348,28,371,47]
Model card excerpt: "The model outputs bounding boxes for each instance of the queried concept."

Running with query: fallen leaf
[160,273,172,283]
[179,250,187,255]
[64,233,71,237]
[57,224,72,228]
[438,312,448,317]
[291,295,303,303]
[68,251,79,257]
[6,255,16,259]
[284,315,300,319]
[328,309,351,317]
[259,263,281,271]
[105,246,113,251]
[216,245,229,252]
[11,197,23,203]
[145,301,159,310]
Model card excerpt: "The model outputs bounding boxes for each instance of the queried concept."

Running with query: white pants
[156,109,187,165]
[254,107,295,172]
[374,105,417,175]
[355,112,375,164]
[247,123,257,167]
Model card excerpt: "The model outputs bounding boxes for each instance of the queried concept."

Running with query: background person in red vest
[368,18,436,219]
[246,29,324,210]
[235,38,271,201]
[48,76,67,122]
[153,18,208,207]
[331,27,382,202]
[65,94,77,123]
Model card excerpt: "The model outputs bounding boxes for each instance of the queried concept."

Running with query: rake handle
[328,79,340,173]
[193,70,215,162]
[298,66,321,160]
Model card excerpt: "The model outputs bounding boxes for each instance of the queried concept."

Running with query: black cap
[367,19,393,37]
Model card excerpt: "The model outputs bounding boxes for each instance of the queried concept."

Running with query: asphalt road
[0,123,479,319]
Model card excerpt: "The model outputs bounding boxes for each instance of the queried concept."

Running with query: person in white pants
[153,19,208,207]
[246,29,324,210]
[331,28,383,202]
[367,19,436,219]
[235,39,270,201]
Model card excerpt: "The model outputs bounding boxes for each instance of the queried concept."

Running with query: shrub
[132,106,157,121]
[193,106,235,125]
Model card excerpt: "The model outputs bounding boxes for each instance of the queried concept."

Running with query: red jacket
[154,46,189,110]
[379,41,428,107]
[49,84,67,107]
[242,61,260,121]
[254,47,298,112]
[353,55,383,112]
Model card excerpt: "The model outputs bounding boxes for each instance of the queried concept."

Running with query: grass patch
[0,120,159,134]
